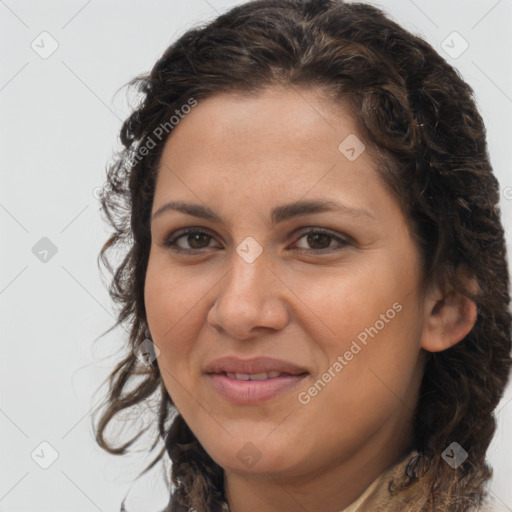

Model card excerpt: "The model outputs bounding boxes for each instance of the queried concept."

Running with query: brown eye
[294,229,349,253]
[184,232,212,249]
[304,232,331,250]
[164,229,218,252]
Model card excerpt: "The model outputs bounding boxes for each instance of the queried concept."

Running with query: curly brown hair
[93,1,512,511]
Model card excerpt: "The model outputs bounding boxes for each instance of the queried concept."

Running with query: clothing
[341,469,382,512]
[338,450,506,512]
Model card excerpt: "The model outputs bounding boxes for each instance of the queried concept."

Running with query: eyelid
[163,227,221,251]
[293,227,351,249]
[163,226,351,253]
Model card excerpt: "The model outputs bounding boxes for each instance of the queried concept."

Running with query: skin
[144,85,477,512]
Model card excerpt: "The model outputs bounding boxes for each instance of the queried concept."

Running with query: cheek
[320,299,423,424]
[144,261,197,385]
[296,254,424,400]
[144,254,210,342]
[293,305,423,457]
[144,284,195,417]
[144,256,221,410]
[291,260,410,352]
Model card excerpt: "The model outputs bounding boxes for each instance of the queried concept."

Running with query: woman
[94,1,512,511]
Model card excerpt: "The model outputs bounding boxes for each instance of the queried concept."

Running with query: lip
[204,356,309,405]
[204,356,309,376]
[207,373,308,405]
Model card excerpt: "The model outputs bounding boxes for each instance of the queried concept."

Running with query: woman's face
[145,86,429,478]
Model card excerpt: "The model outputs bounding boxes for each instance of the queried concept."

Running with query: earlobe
[420,272,479,353]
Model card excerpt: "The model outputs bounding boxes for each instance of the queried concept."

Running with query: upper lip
[205,356,309,375]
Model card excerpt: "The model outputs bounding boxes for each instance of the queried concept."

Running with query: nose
[207,249,290,340]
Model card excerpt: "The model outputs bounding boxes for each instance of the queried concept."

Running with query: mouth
[217,370,307,380]
[204,355,309,376]
[206,371,309,405]
[204,356,310,404]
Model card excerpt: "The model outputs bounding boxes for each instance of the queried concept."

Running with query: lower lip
[207,373,308,405]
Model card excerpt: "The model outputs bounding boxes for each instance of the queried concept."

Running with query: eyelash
[163,227,350,255]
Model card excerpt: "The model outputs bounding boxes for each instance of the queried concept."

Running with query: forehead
[154,86,377,198]
[163,86,355,150]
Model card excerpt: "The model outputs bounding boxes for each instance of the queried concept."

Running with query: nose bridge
[222,237,272,303]
[208,237,288,337]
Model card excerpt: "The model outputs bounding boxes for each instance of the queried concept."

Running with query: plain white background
[1,0,511,511]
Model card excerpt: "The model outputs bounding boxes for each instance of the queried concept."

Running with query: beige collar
[341,473,383,512]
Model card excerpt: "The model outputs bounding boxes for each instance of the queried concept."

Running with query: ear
[420,268,479,353]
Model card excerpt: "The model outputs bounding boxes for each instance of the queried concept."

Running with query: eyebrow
[151,199,375,226]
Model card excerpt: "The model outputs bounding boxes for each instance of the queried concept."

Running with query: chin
[204,438,303,476]
[222,456,293,476]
